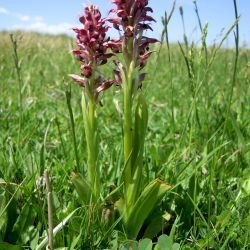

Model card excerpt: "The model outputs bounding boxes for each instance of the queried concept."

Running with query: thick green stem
[122,38,149,218]
[82,91,100,202]
[124,70,133,179]
[123,62,135,209]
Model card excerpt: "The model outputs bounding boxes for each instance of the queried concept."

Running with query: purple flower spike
[70,4,115,100]
[108,0,158,85]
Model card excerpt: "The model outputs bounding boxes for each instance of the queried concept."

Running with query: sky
[0,0,249,47]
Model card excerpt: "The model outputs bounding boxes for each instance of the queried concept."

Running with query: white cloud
[34,16,44,22]
[0,6,9,14]
[0,6,74,35]
[18,15,31,21]
[0,6,44,23]
[11,21,77,35]
[17,15,45,23]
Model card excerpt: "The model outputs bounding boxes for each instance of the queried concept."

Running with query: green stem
[124,70,133,179]
[65,88,80,170]
[10,34,23,145]
[82,91,100,202]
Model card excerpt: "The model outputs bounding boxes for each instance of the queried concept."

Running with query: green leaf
[125,179,171,239]
[132,94,148,169]
[172,243,180,250]
[0,241,21,250]
[154,245,160,250]
[115,197,125,217]
[138,238,153,250]
[70,172,91,204]
[0,190,6,231]
[242,177,250,196]
[229,111,246,151]
[157,235,172,250]
[143,211,169,239]
[69,234,82,250]
[35,208,80,250]
[129,94,149,203]
[120,242,138,250]
[125,94,149,214]
[29,227,40,250]
[12,201,36,243]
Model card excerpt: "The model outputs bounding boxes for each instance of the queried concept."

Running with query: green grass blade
[35,208,80,250]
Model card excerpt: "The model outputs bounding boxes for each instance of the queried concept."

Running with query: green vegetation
[0,28,249,249]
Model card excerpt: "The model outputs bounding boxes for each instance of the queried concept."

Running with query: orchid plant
[70,0,171,240]
[107,0,171,239]
[69,5,114,203]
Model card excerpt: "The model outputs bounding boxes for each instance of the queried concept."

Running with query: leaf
[120,242,138,250]
[39,144,45,176]
[0,241,21,250]
[132,94,148,169]
[229,111,246,151]
[130,94,149,202]
[114,198,127,234]
[241,175,250,196]
[125,94,149,213]
[70,172,91,204]
[12,201,36,243]
[69,234,82,250]
[172,243,180,250]
[138,238,152,250]
[143,211,169,239]
[35,208,80,250]
[157,234,172,250]
[154,245,160,250]
[29,227,40,250]
[125,179,171,239]
[0,190,6,231]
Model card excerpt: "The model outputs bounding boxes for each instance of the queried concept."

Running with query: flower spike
[70,4,115,100]
[107,0,158,86]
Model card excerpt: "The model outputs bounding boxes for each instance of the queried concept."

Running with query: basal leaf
[70,172,91,204]
[125,179,171,239]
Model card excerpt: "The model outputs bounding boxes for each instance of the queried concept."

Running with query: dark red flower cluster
[70,1,157,95]
[70,5,114,98]
[108,0,158,69]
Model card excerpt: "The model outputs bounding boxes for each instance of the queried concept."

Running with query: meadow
[0,9,250,249]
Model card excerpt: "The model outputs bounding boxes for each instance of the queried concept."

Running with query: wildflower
[108,0,158,69]
[69,4,117,202]
[70,5,114,100]
[105,1,169,240]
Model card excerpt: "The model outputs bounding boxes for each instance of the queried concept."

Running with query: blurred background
[0,0,249,47]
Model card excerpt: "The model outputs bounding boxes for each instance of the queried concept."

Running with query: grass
[0,27,249,249]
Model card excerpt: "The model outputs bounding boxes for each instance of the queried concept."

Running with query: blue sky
[0,0,249,46]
